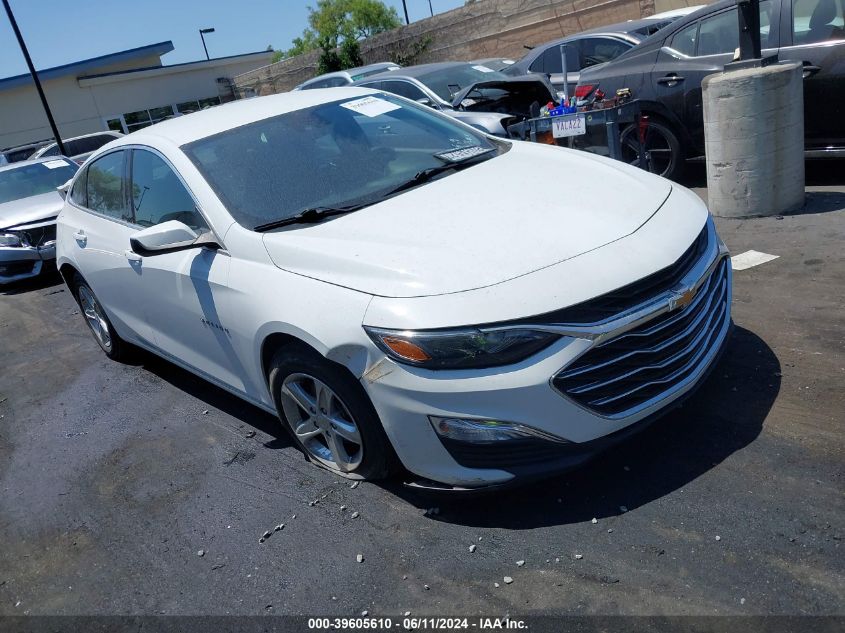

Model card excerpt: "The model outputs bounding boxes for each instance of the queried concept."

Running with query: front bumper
[360,227,732,490]
[0,242,55,284]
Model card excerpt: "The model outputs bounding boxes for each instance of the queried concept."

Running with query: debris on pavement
[262,530,272,539]
[351,511,359,519]
[503,576,513,584]
[196,550,205,557]
[574,554,583,560]
[592,518,598,524]
[619,506,628,513]
[274,524,284,532]
[245,431,256,438]
[516,560,525,567]
[350,481,359,489]
[469,544,477,553]
[715,535,721,541]
[356,554,364,563]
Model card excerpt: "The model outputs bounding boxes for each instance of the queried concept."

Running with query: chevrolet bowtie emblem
[669,287,697,311]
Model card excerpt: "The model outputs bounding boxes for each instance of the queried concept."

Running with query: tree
[284,0,400,59]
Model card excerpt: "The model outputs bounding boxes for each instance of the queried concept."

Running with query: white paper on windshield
[471,65,495,73]
[43,159,70,169]
[340,96,401,118]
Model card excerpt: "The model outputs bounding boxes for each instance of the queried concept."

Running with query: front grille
[533,225,709,325]
[553,257,729,417]
[17,223,56,247]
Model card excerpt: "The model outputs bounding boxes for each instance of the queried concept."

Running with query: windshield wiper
[253,204,366,232]
[383,150,495,198]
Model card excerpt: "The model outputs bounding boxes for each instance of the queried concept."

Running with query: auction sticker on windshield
[552,114,586,138]
[43,159,71,169]
[341,96,401,118]
[435,146,494,163]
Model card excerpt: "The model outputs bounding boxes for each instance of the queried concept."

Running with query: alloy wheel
[280,373,364,472]
[77,285,112,351]
[620,124,675,178]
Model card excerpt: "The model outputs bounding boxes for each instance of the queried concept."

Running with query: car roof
[0,156,75,173]
[355,61,474,82]
[106,87,378,148]
[40,130,122,147]
[625,0,734,49]
[300,62,400,84]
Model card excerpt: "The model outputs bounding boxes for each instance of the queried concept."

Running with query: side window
[325,77,349,87]
[793,0,845,44]
[670,22,699,56]
[130,150,207,231]
[697,9,740,56]
[380,80,427,102]
[40,144,61,158]
[64,139,85,156]
[76,134,115,155]
[302,78,331,90]
[86,151,130,221]
[70,169,87,207]
[578,37,631,68]
[532,45,579,73]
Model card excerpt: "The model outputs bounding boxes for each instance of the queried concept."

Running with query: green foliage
[284,0,400,59]
[388,35,433,66]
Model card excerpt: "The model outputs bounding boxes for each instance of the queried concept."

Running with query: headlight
[0,233,22,247]
[430,416,570,444]
[364,326,559,369]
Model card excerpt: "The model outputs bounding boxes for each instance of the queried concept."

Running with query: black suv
[577,0,845,180]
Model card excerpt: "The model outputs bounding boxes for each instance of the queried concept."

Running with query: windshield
[416,65,510,102]
[0,159,78,205]
[182,94,499,230]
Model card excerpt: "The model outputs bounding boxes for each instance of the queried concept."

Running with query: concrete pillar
[702,62,804,218]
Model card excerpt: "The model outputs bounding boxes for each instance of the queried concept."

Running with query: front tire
[72,274,129,361]
[268,344,394,480]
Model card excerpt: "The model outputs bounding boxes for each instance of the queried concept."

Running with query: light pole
[2,0,66,155]
[400,0,409,24]
[428,0,433,17]
[199,27,215,60]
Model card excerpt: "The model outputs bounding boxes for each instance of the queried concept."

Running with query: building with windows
[0,41,273,151]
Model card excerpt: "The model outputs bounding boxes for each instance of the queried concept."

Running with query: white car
[56,88,732,490]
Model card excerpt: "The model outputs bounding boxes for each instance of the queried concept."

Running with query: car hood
[0,191,63,230]
[262,142,672,298]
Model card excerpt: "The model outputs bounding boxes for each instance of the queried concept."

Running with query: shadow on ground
[0,265,63,296]
[392,326,780,528]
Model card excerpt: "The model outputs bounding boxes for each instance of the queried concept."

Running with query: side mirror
[129,220,219,256]
[57,179,72,200]
[415,97,433,107]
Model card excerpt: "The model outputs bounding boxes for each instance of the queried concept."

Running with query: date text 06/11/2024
[307,617,528,630]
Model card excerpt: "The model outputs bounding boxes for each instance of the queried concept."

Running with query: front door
[124,148,248,391]
[780,0,845,149]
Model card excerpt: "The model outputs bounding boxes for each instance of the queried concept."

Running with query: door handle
[73,230,87,246]
[124,250,143,262]
[657,74,685,86]
[802,64,821,79]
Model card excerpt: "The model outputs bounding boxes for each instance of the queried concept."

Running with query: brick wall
[234,0,687,96]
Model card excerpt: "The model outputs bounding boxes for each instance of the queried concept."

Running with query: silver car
[29,131,123,165]
[293,62,401,90]
[0,157,78,284]
[353,62,557,136]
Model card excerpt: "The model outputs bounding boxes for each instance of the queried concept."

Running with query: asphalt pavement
[0,163,842,617]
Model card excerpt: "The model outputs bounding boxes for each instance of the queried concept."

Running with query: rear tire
[72,273,130,362]
[268,343,395,480]
[620,116,684,182]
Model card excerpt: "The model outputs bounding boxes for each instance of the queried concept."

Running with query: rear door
[780,0,845,148]
[64,149,155,344]
[649,1,778,153]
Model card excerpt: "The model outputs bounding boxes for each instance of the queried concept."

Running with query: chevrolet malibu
[56,88,731,490]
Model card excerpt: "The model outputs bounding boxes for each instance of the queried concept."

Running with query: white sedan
[56,88,731,490]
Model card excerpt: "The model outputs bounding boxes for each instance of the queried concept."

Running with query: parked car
[353,62,558,136]
[1,157,78,284]
[1,139,52,165]
[56,88,731,490]
[29,131,123,165]
[469,57,517,71]
[577,0,845,180]
[502,17,683,95]
[293,62,401,90]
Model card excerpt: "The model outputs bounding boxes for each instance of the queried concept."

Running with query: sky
[0,0,465,79]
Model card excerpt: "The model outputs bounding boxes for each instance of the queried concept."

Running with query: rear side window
[379,80,427,101]
[697,9,740,56]
[529,45,580,73]
[578,37,632,67]
[86,151,130,222]
[130,150,207,230]
[670,22,699,55]
[74,134,116,156]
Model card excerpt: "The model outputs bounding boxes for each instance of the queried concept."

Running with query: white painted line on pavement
[731,250,780,271]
